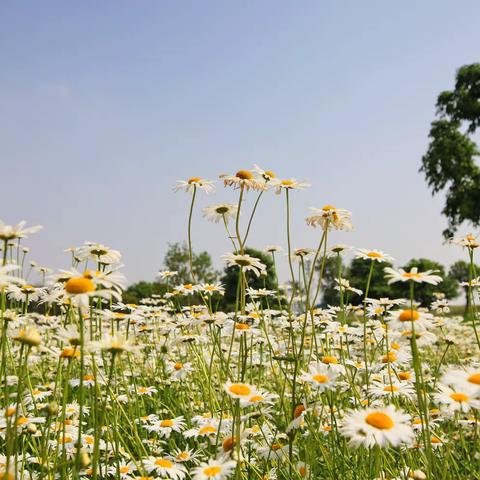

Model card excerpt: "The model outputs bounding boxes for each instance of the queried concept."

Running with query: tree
[390,258,458,306]
[220,247,277,311]
[320,256,344,306]
[122,281,166,304]
[163,242,219,285]
[421,63,480,238]
[348,258,394,303]
[449,260,480,316]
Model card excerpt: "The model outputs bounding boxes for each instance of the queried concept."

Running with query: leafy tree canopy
[390,258,458,306]
[421,63,480,238]
[163,242,219,285]
[220,247,277,310]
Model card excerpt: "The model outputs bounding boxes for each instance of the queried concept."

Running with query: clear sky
[1,1,479,284]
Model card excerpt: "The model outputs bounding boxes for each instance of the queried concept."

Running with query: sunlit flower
[143,456,187,478]
[355,249,394,263]
[203,204,238,223]
[0,219,43,240]
[220,170,264,191]
[0,265,24,288]
[340,405,413,448]
[222,253,266,277]
[435,384,480,413]
[306,205,352,231]
[383,267,442,285]
[175,177,215,194]
[273,178,310,194]
[76,242,122,265]
[191,458,236,480]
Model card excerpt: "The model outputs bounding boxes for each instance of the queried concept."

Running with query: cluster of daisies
[1,168,480,479]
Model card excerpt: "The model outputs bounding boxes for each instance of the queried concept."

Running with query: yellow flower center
[321,356,338,364]
[450,392,469,402]
[65,277,96,294]
[120,466,130,474]
[160,419,174,427]
[188,177,202,184]
[203,466,222,476]
[399,371,411,381]
[401,272,421,279]
[399,309,420,322]
[271,443,283,451]
[174,362,183,370]
[249,395,264,403]
[235,170,253,180]
[365,412,394,430]
[313,374,329,383]
[468,373,480,385]
[137,387,149,394]
[176,452,189,460]
[382,352,397,363]
[235,323,251,330]
[265,170,275,178]
[431,435,442,444]
[367,251,382,258]
[154,458,173,468]
[281,179,294,186]
[322,205,335,211]
[383,385,399,392]
[198,425,216,434]
[228,383,251,396]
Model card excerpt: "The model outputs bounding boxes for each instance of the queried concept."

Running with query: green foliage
[348,258,394,301]
[320,256,344,306]
[220,248,277,311]
[390,258,458,306]
[163,242,219,285]
[449,260,480,316]
[322,257,460,307]
[122,281,166,304]
[421,63,480,238]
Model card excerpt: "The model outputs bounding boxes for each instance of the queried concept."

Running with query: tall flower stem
[187,185,198,283]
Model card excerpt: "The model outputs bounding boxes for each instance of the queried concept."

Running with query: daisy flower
[201,283,225,296]
[441,367,480,394]
[144,416,186,438]
[224,381,257,400]
[340,405,414,448]
[273,178,310,194]
[202,203,239,223]
[0,265,24,288]
[175,177,215,194]
[191,458,236,480]
[0,219,42,240]
[76,242,122,265]
[253,164,277,182]
[370,381,415,399]
[143,456,187,479]
[158,270,178,280]
[220,170,264,191]
[434,384,480,413]
[305,205,352,231]
[355,249,394,263]
[450,233,479,249]
[383,267,442,285]
[388,309,434,332]
[299,363,338,391]
[222,253,266,277]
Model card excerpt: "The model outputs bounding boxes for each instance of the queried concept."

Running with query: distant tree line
[124,243,474,315]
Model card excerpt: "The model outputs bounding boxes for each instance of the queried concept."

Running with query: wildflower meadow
[1,166,480,480]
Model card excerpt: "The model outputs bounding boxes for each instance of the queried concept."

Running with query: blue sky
[1,1,479,283]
